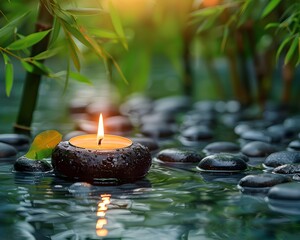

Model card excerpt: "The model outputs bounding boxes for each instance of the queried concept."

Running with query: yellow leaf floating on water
[25,130,62,160]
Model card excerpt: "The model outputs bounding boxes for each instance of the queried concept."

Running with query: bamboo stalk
[14,0,54,134]
[282,62,294,105]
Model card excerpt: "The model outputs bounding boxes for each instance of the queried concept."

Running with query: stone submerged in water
[203,141,240,154]
[141,123,175,139]
[241,141,277,157]
[14,156,53,172]
[264,151,300,168]
[0,134,30,151]
[273,164,300,175]
[180,126,213,143]
[240,130,280,143]
[156,148,204,163]
[287,140,300,151]
[0,142,18,158]
[238,173,290,193]
[267,182,300,215]
[197,153,248,172]
[130,137,159,152]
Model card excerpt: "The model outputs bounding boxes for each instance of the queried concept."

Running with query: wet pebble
[197,153,248,172]
[14,156,52,172]
[238,173,290,193]
[240,130,280,143]
[141,123,175,139]
[63,131,86,141]
[156,148,204,163]
[203,141,240,154]
[180,126,213,142]
[0,142,18,158]
[119,95,153,117]
[86,100,119,120]
[268,182,300,201]
[273,164,300,175]
[130,137,159,152]
[0,133,30,151]
[287,140,300,151]
[267,124,295,140]
[105,116,133,134]
[284,116,300,132]
[140,113,176,126]
[153,96,190,113]
[241,141,277,157]
[69,99,89,114]
[264,151,300,168]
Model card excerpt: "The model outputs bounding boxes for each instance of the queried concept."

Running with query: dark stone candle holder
[51,141,152,184]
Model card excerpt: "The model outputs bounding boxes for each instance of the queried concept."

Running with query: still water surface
[1,64,300,240]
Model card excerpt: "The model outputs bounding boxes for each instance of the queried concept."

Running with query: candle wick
[98,138,103,146]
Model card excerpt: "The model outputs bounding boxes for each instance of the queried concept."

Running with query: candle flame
[97,113,104,145]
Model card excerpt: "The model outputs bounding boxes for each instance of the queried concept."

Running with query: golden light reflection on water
[96,194,111,237]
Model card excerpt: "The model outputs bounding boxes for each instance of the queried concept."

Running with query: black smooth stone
[287,140,300,151]
[119,95,153,117]
[238,173,290,193]
[140,113,176,126]
[284,116,300,132]
[153,96,190,113]
[141,123,175,138]
[197,153,248,172]
[241,141,277,157]
[241,130,280,143]
[203,141,240,154]
[52,141,152,184]
[273,164,300,174]
[63,131,86,141]
[180,126,213,141]
[105,116,133,134]
[264,151,300,168]
[14,156,52,172]
[69,99,89,114]
[130,137,159,152]
[86,101,119,120]
[268,182,300,201]
[0,134,30,151]
[0,142,18,158]
[156,148,204,163]
[267,124,295,139]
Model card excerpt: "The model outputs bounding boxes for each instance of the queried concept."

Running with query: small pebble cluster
[2,95,300,214]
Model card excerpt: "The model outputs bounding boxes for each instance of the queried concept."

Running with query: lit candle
[52,113,152,184]
[69,114,132,150]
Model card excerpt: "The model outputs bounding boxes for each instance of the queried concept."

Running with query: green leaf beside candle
[25,130,62,160]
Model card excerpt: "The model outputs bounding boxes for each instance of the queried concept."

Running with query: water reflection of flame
[96,194,111,237]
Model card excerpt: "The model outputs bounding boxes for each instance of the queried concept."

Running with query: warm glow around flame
[97,113,104,145]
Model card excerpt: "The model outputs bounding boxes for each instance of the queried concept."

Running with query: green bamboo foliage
[0,0,127,133]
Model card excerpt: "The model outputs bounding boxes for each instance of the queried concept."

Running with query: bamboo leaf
[7,30,51,50]
[191,6,224,18]
[89,28,119,39]
[33,47,62,60]
[69,71,92,85]
[261,0,281,18]
[265,22,280,30]
[0,12,30,40]
[66,8,105,15]
[31,60,52,75]
[221,26,229,52]
[284,36,299,65]
[2,53,13,97]
[109,1,128,50]
[65,32,81,71]
[25,130,62,160]
[49,17,61,47]
[276,36,293,62]
[21,60,34,73]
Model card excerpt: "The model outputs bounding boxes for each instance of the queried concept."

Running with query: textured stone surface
[264,151,300,168]
[156,148,204,163]
[130,137,159,152]
[0,134,30,151]
[241,141,277,157]
[198,153,247,172]
[52,141,152,183]
[14,156,52,172]
[203,141,240,154]
[273,164,300,174]
[0,142,18,158]
[238,173,290,190]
